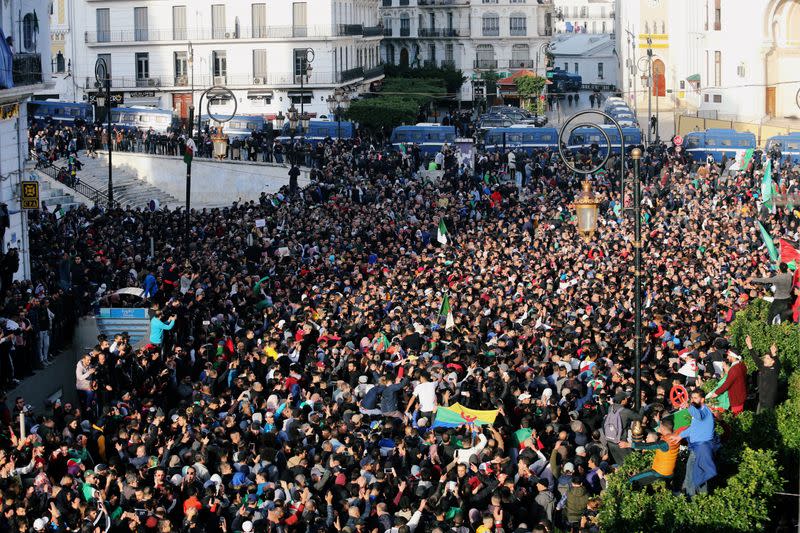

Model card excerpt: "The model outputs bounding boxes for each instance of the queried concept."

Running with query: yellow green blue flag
[431,403,499,429]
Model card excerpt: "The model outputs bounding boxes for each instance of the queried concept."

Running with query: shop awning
[686,73,701,82]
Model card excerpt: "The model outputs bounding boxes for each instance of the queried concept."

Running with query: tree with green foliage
[383,64,465,96]
[345,77,447,132]
[514,74,548,115]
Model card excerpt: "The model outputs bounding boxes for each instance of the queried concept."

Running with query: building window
[600,6,606,18]
[96,8,110,43]
[445,43,454,61]
[714,50,721,87]
[482,13,499,36]
[135,52,149,81]
[713,94,722,103]
[714,0,721,30]
[574,62,579,74]
[679,80,685,89]
[252,3,267,38]
[509,14,527,36]
[174,52,187,85]
[173,6,187,40]
[704,93,709,102]
[737,62,745,78]
[704,0,709,30]
[400,14,410,36]
[98,53,111,81]
[510,0,526,3]
[580,6,587,17]
[55,51,65,73]
[293,2,308,37]
[294,48,311,77]
[597,62,604,80]
[511,44,529,65]
[22,13,36,51]
[213,50,227,80]
[211,4,226,39]
[564,62,568,72]
[482,0,498,3]
[134,7,148,41]
[475,44,495,69]
[253,49,267,80]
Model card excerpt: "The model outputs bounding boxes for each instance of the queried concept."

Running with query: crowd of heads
[2,119,799,532]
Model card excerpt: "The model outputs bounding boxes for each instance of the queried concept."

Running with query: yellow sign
[21,181,39,210]
[639,43,669,48]
[639,34,668,40]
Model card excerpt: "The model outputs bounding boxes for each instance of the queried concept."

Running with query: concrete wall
[100,152,310,207]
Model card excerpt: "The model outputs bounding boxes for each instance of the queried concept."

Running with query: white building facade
[380,0,554,101]
[0,0,51,280]
[549,33,616,87]
[57,0,383,120]
[553,0,614,35]
[616,0,800,123]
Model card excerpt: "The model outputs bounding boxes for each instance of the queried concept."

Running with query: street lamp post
[298,48,315,135]
[327,89,351,139]
[94,57,113,208]
[187,85,236,240]
[557,110,644,411]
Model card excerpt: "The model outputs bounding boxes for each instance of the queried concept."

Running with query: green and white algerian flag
[757,220,779,263]
[437,219,448,245]
[741,148,754,170]
[54,207,65,220]
[761,160,777,212]
[439,293,454,330]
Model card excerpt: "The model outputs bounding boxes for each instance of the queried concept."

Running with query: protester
[671,389,717,496]
[0,117,793,532]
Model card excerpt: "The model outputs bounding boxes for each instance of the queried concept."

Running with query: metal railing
[37,162,109,207]
[400,28,411,36]
[363,64,385,79]
[85,24,378,43]
[82,71,367,89]
[474,59,498,69]
[418,28,465,37]
[384,27,394,36]
[12,53,43,86]
[507,59,534,69]
[338,67,364,83]
[418,0,470,6]
[482,28,500,37]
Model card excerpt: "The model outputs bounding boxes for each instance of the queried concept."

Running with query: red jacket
[715,361,747,408]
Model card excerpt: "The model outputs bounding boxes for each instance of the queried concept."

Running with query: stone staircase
[62,152,181,209]
[28,167,83,212]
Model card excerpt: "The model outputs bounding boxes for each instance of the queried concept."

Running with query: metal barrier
[36,162,110,206]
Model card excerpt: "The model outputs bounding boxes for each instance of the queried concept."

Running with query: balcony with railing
[11,53,44,87]
[474,59,498,69]
[83,70,371,90]
[86,24,379,44]
[417,0,470,6]
[384,27,393,36]
[399,27,411,37]
[507,59,534,69]
[418,28,466,37]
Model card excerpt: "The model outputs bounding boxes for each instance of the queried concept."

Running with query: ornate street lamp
[211,127,228,160]
[273,111,285,131]
[571,180,602,241]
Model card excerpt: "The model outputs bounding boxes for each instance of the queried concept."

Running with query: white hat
[518,393,532,401]
[242,521,254,532]
[33,518,48,531]
[727,350,742,360]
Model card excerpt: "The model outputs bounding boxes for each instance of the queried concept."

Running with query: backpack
[604,405,623,443]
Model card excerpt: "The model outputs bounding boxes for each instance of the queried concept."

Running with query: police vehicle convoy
[390,124,457,154]
[683,129,757,162]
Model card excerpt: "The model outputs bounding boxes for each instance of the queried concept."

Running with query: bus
[27,100,94,127]
[110,107,175,133]
[389,124,457,155]
[683,129,756,162]
[276,119,355,145]
[765,132,800,164]
[566,125,643,155]
[483,126,559,154]
[201,115,267,140]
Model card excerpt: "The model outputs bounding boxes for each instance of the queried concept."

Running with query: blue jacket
[681,404,715,444]
[143,274,158,298]
[149,317,175,345]
[380,380,407,413]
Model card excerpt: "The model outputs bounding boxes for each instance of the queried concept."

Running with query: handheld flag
[757,221,779,262]
[183,138,196,164]
[741,148,754,170]
[761,160,777,212]
[437,219,448,245]
[431,403,498,429]
[439,293,455,330]
[780,238,800,270]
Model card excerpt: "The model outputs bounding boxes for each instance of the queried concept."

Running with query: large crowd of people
[2,113,798,533]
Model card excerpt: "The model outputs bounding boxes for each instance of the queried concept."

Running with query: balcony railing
[363,64,385,79]
[382,0,392,6]
[440,59,456,69]
[339,66,364,83]
[510,28,527,37]
[400,28,411,37]
[83,71,367,89]
[417,0,470,6]
[507,59,534,69]
[11,53,44,87]
[482,28,500,37]
[384,27,393,36]
[418,28,465,37]
[474,59,498,69]
[85,25,378,43]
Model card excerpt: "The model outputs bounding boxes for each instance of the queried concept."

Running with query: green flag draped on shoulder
[439,293,454,330]
[757,221,779,263]
[761,160,777,212]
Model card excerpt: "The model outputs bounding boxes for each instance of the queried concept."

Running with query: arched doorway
[652,59,666,97]
[399,48,409,68]
[764,0,800,118]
